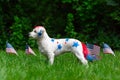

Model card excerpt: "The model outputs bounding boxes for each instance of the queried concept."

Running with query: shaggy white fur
[29,26,88,65]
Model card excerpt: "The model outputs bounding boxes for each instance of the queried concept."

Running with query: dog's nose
[28,32,31,37]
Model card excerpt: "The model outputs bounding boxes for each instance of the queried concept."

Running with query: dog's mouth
[29,35,32,38]
[29,32,32,37]
[29,32,34,38]
[29,32,39,39]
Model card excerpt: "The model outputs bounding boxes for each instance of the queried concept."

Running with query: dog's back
[50,38,83,55]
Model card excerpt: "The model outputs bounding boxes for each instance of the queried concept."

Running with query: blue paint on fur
[51,38,55,42]
[72,42,79,47]
[65,38,69,42]
[57,44,62,50]
[38,30,42,37]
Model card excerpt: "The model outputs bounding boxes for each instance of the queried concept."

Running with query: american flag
[25,44,36,56]
[6,42,18,55]
[103,43,115,56]
[86,43,100,56]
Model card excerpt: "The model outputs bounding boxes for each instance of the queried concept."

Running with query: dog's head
[29,26,46,39]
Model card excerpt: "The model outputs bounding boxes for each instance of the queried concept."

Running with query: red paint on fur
[81,42,89,58]
[65,42,66,44]
[34,26,43,29]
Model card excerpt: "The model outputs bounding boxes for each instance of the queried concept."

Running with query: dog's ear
[38,30,42,37]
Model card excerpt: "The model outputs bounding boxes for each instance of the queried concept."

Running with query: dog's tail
[81,42,89,59]
[81,42,100,62]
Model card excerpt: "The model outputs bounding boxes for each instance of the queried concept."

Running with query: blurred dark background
[0,0,120,49]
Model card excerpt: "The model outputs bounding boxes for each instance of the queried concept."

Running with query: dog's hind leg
[74,52,88,65]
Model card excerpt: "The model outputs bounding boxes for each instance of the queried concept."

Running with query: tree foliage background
[0,0,120,49]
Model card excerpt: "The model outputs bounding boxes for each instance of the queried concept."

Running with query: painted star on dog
[57,44,62,50]
[51,38,55,42]
[72,42,79,47]
[65,38,69,42]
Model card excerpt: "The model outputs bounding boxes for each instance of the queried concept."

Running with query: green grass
[0,50,120,80]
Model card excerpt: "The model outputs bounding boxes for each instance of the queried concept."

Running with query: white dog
[29,26,88,65]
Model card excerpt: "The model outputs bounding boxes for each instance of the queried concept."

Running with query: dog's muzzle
[29,32,32,37]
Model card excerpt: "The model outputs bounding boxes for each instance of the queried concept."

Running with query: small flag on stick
[25,44,36,56]
[6,41,18,55]
[86,43,101,61]
[103,43,115,56]
[86,43,100,56]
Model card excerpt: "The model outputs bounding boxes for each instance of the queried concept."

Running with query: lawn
[0,50,119,80]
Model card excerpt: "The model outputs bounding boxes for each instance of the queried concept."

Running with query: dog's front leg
[47,52,55,65]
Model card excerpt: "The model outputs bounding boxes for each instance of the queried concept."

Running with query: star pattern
[57,44,62,50]
[65,38,69,44]
[65,38,69,42]
[72,42,79,47]
[51,38,55,42]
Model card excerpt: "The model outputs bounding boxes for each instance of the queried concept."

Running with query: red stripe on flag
[6,48,17,54]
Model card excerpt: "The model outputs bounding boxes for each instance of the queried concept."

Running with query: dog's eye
[34,30,37,33]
